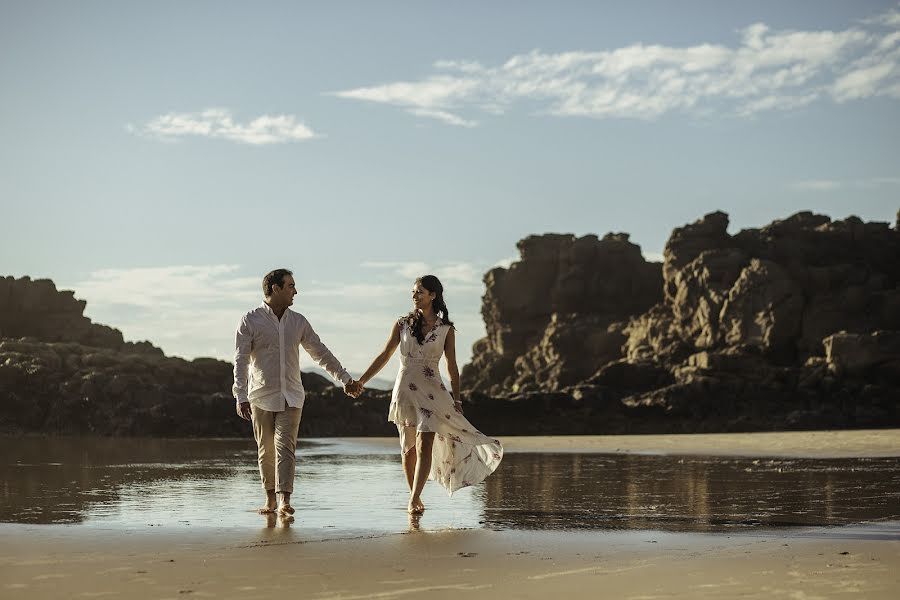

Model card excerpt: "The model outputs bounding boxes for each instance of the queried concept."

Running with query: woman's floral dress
[388,317,503,495]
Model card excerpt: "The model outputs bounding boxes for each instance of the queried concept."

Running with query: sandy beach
[1,522,898,599]
[2,430,899,599]
[341,428,900,458]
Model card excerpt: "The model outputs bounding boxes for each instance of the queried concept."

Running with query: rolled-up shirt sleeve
[300,321,351,385]
[232,315,252,403]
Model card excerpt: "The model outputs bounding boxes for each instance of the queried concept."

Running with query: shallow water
[1,436,898,534]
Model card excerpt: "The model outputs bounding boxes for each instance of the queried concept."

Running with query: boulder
[824,331,900,382]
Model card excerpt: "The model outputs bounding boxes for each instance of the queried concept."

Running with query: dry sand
[338,428,900,458]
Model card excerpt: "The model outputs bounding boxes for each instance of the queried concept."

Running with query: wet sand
[1,523,898,599]
[2,430,899,598]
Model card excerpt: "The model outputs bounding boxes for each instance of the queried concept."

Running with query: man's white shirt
[232,303,351,412]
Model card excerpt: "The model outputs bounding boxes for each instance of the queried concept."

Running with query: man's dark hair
[263,268,293,297]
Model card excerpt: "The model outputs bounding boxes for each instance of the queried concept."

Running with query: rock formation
[0,276,393,437]
[0,276,163,355]
[3,207,898,437]
[462,233,662,395]
[0,336,396,436]
[463,209,900,431]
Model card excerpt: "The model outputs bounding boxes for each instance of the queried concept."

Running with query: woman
[350,275,503,514]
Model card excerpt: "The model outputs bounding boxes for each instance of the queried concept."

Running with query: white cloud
[61,264,487,371]
[791,176,900,191]
[832,61,896,101]
[362,261,431,280]
[361,260,483,284]
[641,251,665,263]
[409,108,478,127]
[335,6,900,125]
[437,262,482,284]
[793,179,841,191]
[492,255,518,269]
[863,176,900,186]
[300,282,399,298]
[861,6,900,28]
[70,264,257,308]
[130,108,317,144]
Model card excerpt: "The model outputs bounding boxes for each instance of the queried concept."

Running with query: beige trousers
[251,406,303,494]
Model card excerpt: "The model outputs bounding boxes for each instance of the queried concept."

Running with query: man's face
[272,275,297,306]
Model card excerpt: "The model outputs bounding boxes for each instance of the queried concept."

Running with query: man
[233,268,361,516]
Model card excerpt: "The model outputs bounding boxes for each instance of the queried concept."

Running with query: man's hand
[236,401,252,421]
[344,379,363,398]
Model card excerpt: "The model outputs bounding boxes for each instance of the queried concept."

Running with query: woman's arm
[358,321,402,386]
[444,328,462,410]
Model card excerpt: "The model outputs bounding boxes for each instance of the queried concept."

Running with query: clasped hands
[344,379,364,398]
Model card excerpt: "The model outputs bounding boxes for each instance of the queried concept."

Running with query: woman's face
[411,283,436,311]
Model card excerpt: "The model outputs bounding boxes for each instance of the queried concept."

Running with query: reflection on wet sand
[481,453,900,531]
[0,436,256,524]
[1,436,898,532]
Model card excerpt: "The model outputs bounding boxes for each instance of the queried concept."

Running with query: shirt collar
[260,302,291,320]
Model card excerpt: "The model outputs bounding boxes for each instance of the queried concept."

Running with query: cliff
[461,233,662,395]
[462,210,900,431]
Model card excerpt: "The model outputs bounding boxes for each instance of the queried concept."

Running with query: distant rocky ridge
[2,208,898,437]
[463,210,900,431]
[0,276,394,436]
[0,276,163,356]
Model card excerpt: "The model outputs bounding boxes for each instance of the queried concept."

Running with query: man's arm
[232,315,253,420]
[300,319,352,386]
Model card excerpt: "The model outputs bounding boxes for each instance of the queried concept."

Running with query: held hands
[450,391,463,414]
[344,379,364,398]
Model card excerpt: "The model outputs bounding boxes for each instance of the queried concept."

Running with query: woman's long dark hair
[404,275,455,344]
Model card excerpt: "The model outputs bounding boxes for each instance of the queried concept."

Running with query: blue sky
[1,1,899,379]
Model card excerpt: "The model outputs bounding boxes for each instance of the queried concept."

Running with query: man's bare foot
[408,497,425,514]
[277,492,294,515]
[257,490,277,514]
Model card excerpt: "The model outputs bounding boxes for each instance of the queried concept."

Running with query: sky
[1,1,899,382]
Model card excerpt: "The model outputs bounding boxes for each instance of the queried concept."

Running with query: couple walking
[232,268,503,517]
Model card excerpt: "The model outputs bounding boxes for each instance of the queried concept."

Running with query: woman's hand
[344,379,364,398]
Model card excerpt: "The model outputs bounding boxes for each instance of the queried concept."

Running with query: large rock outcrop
[463,209,900,432]
[624,211,900,365]
[0,276,163,356]
[462,233,662,395]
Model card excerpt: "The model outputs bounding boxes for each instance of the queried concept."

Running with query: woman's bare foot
[257,490,277,514]
[408,497,425,514]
